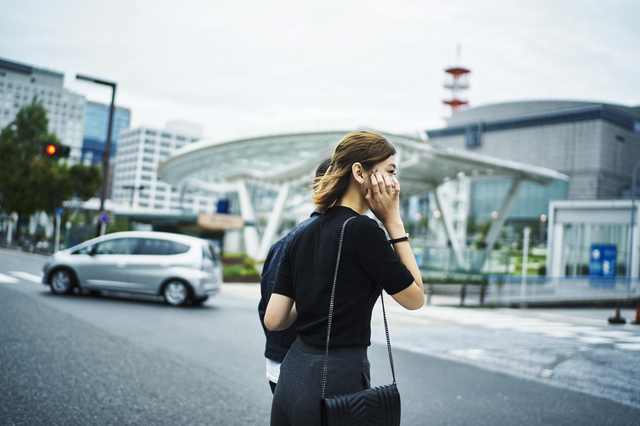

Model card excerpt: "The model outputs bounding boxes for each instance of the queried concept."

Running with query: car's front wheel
[163,280,190,306]
[191,295,209,306]
[50,269,76,295]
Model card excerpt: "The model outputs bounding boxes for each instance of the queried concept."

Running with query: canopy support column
[237,180,260,258]
[433,185,466,269]
[256,183,290,260]
[477,176,523,271]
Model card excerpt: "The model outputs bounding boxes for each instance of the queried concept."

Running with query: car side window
[136,238,174,255]
[203,245,214,262]
[94,238,137,255]
[206,242,221,261]
[171,242,190,255]
[72,245,92,255]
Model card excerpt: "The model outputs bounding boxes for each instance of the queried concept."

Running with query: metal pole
[97,89,116,236]
[628,161,640,277]
[123,185,145,209]
[520,226,531,303]
[54,213,61,252]
[76,75,117,237]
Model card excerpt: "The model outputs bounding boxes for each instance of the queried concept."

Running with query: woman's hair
[312,130,396,213]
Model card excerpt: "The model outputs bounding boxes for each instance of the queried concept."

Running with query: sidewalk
[426,293,640,325]
[222,281,640,326]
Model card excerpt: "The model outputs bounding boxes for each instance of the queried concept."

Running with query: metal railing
[419,246,512,275]
[485,275,640,305]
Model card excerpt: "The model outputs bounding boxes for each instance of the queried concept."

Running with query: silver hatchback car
[42,231,222,306]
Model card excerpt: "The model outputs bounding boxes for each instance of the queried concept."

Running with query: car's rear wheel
[163,280,190,306]
[50,269,76,295]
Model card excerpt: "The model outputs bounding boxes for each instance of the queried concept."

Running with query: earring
[360,180,364,186]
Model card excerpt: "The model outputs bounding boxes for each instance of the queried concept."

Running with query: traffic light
[40,142,71,158]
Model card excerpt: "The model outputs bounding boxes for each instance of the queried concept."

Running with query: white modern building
[547,199,636,277]
[157,130,567,263]
[111,121,208,212]
[0,57,86,162]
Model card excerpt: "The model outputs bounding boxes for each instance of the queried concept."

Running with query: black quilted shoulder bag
[320,216,401,426]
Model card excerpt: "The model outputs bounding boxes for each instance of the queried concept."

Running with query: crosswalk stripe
[0,273,19,284]
[615,343,640,350]
[380,304,640,351]
[10,271,42,283]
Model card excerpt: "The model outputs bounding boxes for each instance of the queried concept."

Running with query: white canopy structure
[158,130,568,265]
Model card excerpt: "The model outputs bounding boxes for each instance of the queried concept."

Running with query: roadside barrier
[484,275,640,307]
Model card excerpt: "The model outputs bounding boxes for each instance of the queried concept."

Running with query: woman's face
[364,155,397,190]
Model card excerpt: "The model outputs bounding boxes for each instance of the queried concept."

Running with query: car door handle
[116,262,127,268]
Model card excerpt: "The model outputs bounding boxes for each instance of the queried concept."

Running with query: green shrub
[222,253,259,278]
[222,264,259,277]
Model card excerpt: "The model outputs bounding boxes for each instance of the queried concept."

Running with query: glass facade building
[0,57,86,162]
[562,222,628,277]
[81,101,131,165]
[547,200,635,277]
[426,101,640,203]
[471,178,569,222]
[426,100,640,248]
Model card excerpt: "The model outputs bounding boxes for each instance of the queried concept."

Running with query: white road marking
[577,336,615,344]
[579,330,635,338]
[614,343,640,351]
[381,305,640,351]
[0,273,19,283]
[449,349,485,360]
[10,271,42,283]
[617,336,640,343]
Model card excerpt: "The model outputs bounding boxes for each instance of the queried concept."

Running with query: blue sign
[56,208,64,216]
[589,243,616,278]
[98,211,110,225]
[217,199,230,214]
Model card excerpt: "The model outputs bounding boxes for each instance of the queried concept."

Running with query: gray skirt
[270,337,371,426]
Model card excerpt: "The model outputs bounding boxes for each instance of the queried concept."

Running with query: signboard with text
[589,243,616,287]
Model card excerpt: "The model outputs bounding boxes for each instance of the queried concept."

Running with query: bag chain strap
[321,216,397,400]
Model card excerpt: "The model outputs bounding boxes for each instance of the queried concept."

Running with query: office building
[111,121,208,212]
[426,101,640,225]
[81,101,131,165]
[0,57,86,162]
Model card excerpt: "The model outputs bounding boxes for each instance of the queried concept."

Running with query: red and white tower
[443,46,470,114]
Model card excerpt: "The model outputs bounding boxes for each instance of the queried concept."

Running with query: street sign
[98,211,110,225]
[56,208,63,216]
[589,243,616,288]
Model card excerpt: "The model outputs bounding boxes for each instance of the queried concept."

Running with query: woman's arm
[386,234,425,310]
[264,294,297,331]
[367,172,425,310]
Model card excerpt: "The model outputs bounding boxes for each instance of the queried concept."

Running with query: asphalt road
[1,248,639,425]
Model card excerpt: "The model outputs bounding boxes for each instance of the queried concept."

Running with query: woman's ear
[352,162,364,186]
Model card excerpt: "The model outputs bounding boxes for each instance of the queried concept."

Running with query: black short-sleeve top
[272,206,415,348]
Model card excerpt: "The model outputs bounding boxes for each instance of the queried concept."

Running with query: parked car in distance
[42,231,222,306]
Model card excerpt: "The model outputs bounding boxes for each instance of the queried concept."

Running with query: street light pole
[76,74,117,237]
[122,185,146,207]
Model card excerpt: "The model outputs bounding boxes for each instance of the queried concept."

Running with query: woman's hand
[365,171,401,228]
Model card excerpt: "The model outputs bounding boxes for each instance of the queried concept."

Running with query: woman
[265,130,424,426]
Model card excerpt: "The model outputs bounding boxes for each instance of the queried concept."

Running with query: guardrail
[485,275,640,306]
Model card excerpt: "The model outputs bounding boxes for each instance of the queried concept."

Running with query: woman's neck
[336,184,368,215]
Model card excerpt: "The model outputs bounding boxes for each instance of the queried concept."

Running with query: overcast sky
[1,0,638,140]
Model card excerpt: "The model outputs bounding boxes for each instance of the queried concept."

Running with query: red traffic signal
[41,143,71,158]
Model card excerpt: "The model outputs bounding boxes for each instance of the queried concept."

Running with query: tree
[69,163,101,200]
[0,99,101,238]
